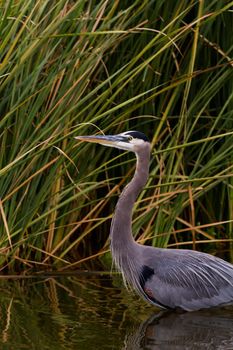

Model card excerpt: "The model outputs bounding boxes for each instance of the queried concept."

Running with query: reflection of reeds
[0,1,232,272]
[2,298,13,343]
[0,275,150,348]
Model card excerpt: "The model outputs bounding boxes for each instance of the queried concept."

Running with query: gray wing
[140,247,233,311]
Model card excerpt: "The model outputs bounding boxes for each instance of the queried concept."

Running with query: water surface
[0,273,232,349]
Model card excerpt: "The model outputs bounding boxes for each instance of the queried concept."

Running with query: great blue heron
[76,131,233,311]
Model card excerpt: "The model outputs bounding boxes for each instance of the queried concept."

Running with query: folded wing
[140,248,233,311]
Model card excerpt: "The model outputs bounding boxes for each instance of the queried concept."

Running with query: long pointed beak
[75,133,134,151]
[75,134,129,146]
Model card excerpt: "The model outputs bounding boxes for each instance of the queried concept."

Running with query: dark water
[0,273,233,349]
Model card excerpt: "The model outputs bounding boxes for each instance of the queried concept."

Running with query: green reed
[0,0,232,272]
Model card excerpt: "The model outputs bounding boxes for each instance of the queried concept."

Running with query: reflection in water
[0,274,142,349]
[125,308,233,350]
[0,274,232,349]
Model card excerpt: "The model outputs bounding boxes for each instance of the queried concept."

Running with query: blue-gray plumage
[75,131,233,311]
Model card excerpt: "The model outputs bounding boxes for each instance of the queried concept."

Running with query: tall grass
[0,0,233,272]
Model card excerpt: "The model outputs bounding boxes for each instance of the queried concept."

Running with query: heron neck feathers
[110,146,150,260]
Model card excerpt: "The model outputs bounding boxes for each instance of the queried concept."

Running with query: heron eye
[128,136,133,141]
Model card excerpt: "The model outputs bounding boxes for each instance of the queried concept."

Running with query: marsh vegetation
[0,1,233,272]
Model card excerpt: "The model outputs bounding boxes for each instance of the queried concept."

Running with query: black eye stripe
[124,131,149,142]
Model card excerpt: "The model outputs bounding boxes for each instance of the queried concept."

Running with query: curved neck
[110,145,150,254]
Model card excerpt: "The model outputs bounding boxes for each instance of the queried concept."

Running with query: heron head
[75,130,150,153]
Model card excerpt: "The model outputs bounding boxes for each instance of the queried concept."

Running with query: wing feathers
[141,247,233,311]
